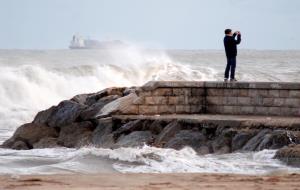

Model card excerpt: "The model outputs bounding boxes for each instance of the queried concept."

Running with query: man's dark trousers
[224,57,236,79]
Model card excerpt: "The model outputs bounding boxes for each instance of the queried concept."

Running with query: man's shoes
[224,78,228,82]
[230,78,238,82]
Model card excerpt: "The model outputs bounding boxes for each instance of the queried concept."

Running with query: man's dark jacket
[224,33,241,58]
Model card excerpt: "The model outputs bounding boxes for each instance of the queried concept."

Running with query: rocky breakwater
[1,81,300,166]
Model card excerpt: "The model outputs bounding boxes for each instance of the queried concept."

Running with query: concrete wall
[129,81,300,116]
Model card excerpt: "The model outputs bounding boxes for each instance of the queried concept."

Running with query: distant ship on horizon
[69,35,127,49]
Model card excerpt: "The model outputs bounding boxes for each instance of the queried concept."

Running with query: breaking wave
[0,146,299,175]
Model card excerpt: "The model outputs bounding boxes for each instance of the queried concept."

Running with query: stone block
[288,108,300,116]
[132,97,145,105]
[268,107,281,116]
[289,90,300,98]
[207,89,223,96]
[168,96,186,105]
[273,98,285,107]
[239,89,249,97]
[206,106,222,114]
[237,97,251,106]
[223,106,234,114]
[188,97,203,105]
[145,96,168,105]
[152,88,173,96]
[207,97,223,105]
[158,105,176,114]
[291,108,300,116]
[262,98,274,106]
[138,90,152,97]
[248,90,258,97]
[173,88,191,96]
[279,90,289,98]
[191,88,205,96]
[285,98,300,108]
[258,90,269,97]
[268,90,280,98]
[254,107,268,115]
[190,105,204,113]
[224,89,239,97]
[251,97,263,106]
[139,106,158,115]
[249,90,268,98]
[226,97,238,106]
[122,105,139,115]
[280,108,293,116]
[240,106,255,115]
[175,105,191,114]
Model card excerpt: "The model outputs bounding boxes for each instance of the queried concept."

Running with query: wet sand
[1,173,300,190]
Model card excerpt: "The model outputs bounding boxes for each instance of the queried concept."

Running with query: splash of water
[0,146,298,175]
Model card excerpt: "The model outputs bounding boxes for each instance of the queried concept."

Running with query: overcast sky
[1,0,299,49]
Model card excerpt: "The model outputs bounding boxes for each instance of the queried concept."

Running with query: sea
[0,47,299,175]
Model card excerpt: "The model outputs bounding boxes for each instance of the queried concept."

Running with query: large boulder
[211,129,236,154]
[85,87,125,106]
[113,120,145,139]
[92,118,115,148]
[154,121,182,147]
[256,130,290,151]
[71,93,90,105]
[33,137,59,149]
[148,120,168,135]
[33,100,86,128]
[164,130,206,150]
[2,123,58,150]
[275,145,300,167]
[231,131,255,152]
[242,129,271,151]
[96,93,139,118]
[11,141,30,150]
[114,131,154,148]
[79,95,120,120]
[57,121,94,148]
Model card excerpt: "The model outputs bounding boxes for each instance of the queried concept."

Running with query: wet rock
[85,87,125,106]
[11,141,30,150]
[242,129,271,151]
[154,121,182,146]
[96,93,139,117]
[232,131,255,152]
[2,123,58,149]
[92,118,115,148]
[57,121,94,148]
[34,100,87,128]
[71,93,91,105]
[164,130,206,150]
[113,120,145,139]
[33,106,56,124]
[48,100,87,128]
[114,131,154,148]
[80,95,120,120]
[197,145,211,155]
[148,120,168,135]
[33,137,59,149]
[275,144,300,167]
[257,130,291,151]
[212,129,236,154]
[123,87,136,96]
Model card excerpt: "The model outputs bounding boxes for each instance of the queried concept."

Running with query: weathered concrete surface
[133,81,300,116]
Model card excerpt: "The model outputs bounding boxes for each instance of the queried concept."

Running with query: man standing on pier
[224,29,241,82]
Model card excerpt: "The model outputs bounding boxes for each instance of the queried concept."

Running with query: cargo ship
[69,35,126,49]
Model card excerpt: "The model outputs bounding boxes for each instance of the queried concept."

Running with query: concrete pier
[124,81,300,116]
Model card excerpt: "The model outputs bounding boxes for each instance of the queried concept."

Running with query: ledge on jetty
[1,81,300,166]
